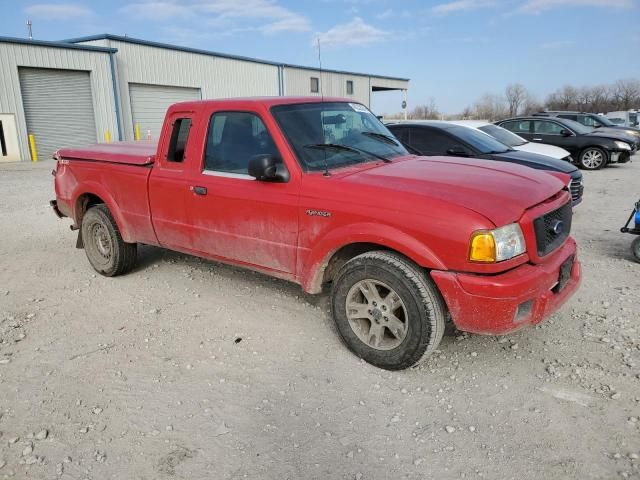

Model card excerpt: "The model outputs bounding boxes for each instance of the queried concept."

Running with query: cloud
[431,0,496,15]
[120,0,310,33]
[376,8,394,18]
[520,0,634,13]
[24,3,93,19]
[314,17,387,48]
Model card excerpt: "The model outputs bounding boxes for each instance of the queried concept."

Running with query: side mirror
[446,146,470,156]
[560,129,572,137]
[248,155,289,182]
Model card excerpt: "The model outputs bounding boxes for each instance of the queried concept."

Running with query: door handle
[532,138,543,141]
[191,186,208,196]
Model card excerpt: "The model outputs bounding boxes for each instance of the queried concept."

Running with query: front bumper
[431,238,581,335]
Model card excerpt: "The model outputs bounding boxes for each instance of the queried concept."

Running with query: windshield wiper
[361,131,400,146]
[303,143,392,163]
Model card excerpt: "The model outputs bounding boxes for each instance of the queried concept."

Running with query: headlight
[469,223,526,263]
[614,141,631,150]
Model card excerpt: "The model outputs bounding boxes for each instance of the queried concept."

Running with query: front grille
[533,201,572,257]
[568,178,584,203]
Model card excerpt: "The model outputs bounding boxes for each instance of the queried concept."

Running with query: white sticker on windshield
[349,103,369,113]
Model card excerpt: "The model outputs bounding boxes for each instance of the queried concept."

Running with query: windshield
[561,118,594,134]
[271,102,408,171]
[446,125,510,154]
[593,115,614,126]
[478,124,527,147]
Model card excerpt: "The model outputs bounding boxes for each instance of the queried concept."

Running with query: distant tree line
[392,78,640,122]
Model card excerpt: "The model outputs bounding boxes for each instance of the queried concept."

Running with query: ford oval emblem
[549,220,564,235]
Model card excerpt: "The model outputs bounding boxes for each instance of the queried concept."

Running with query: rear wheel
[579,147,607,170]
[330,251,446,370]
[632,237,640,263]
[81,205,137,276]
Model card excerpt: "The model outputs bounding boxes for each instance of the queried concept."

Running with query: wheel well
[75,193,105,224]
[321,242,393,287]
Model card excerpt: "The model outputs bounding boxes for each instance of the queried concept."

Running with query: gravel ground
[0,157,639,480]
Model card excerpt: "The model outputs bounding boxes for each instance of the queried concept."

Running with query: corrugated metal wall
[104,39,280,141]
[283,67,371,106]
[0,42,117,161]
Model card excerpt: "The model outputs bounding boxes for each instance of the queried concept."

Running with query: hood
[586,129,637,144]
[513,141,570,160]
[493,149,577,174]
[341,156,565,226]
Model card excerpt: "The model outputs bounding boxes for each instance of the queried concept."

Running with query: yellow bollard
[134,124,141,141]
[105,130,111,143]
[28,134,38,162]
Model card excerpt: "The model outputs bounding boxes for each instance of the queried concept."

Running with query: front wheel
[632,237,640,263]
[330,251,446,370]
[81,205,137,276]
[579,147,607,170]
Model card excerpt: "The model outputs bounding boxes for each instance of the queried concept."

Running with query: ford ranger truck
[51,97,581,370]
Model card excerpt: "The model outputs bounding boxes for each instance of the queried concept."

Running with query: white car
[448,120,573,162]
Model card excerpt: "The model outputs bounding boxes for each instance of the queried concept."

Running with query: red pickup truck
[52,97,581,370]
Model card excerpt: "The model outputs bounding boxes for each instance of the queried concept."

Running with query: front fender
[300,222,447,293]
[72,181,132,242]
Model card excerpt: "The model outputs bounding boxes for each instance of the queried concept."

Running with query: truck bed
[55,141,157,166]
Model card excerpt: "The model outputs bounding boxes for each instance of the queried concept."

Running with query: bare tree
[611,79,640,110]
[505,83,528,116]
[407,98,440,120]
[473,93,508,121]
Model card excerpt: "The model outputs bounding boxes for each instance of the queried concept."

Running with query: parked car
[446,120,573,160]
[604,110,639,128]
[496,116,636,170]
[51,97,581,370]
[386,121,584,206]
[532,111,640,147]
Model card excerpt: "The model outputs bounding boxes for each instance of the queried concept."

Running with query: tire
[578,147,607,170]
[330,251,446,370]
[632,237,640,264]
[81,204,137,276]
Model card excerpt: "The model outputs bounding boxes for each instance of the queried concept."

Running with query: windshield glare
[271,102,408,171]
[448,125,510,154]
[478,124,527,147]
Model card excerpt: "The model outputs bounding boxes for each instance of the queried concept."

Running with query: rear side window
[533,120,564,135]
[408,128,459,154]
[167,118,192,163]
[501,120,530,134]
[558,114,577,122]
[203,111,279,174]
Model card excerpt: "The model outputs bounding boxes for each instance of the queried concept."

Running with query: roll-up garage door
[129,84,201,141]
[19,67,97,160]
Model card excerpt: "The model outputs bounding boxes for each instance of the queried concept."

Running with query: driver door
[186,109,299,275]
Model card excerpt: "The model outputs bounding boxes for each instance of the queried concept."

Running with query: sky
[1,0,639,115]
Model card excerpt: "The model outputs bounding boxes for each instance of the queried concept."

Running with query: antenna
[317,37,330,177]
[26,20,33,39]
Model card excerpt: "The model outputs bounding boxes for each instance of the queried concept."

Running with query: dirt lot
[0,157,639,480]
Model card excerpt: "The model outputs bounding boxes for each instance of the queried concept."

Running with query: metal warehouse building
[0,34,409,162]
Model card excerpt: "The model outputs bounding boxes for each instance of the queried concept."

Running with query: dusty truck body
[52,97,581,370]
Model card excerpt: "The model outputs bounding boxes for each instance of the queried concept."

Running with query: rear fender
[300,222,446,294]
[72,182,132,242]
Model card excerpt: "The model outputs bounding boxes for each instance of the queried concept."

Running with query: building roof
[0,35,117,53]
[62,33,409,83]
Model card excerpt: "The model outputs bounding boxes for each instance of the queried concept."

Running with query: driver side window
[204,111,279,175]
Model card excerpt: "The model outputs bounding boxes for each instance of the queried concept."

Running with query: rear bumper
[431,238,581,335]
